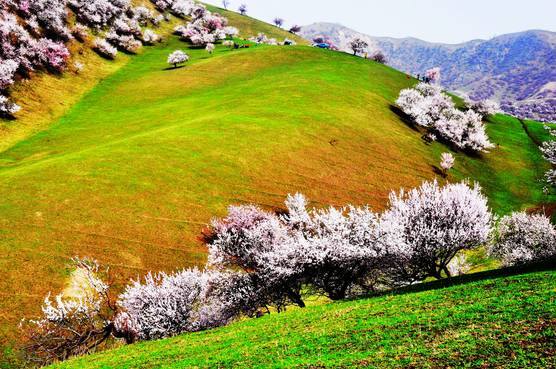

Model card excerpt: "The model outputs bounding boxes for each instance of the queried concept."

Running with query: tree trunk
[287,289,305,308]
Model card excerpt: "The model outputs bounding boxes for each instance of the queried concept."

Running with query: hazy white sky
[204,0,556,44]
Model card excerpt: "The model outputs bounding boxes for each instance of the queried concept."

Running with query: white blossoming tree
[167,50,189,68]
[396,83,495,152]
[440,152,455,177]
[349,37,368,56]
[382,180,492,284]
[489,212,556,266]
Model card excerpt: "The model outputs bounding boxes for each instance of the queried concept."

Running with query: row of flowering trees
[396,82,497,152]
[0,0,242,117]
[22,179,556,365]
[0,0,171,116]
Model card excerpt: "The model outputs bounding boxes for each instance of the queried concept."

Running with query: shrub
[540,127,556,188]
[206,42,215,54]
[489,212,556,266]
[167,50,188,67]
[142,29,160,45]
[72,23,89,42]
[440,152,455,176]
[35,38,70,73]
[69,0,130,29]
[370,50,387,64]
[93,38,118,59]
[425,67,441,84]
[0,94,21,116]
[289,25,302,34]
[24,0,71,40]
[382,180,492,284]
[105,31,142,53]
[21,258,118,366]
[0,59,18,89]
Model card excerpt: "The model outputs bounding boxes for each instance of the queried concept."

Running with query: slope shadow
[390,105,421,132]
[361,257,556,300]
[163,65,186,71]
[390,105,488,159]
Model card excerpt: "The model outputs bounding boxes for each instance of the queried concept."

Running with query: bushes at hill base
[22,179,556,365]
[397,83,495,152]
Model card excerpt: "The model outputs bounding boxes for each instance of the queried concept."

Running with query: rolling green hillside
[52,267,556,369]
[0,6,554,365]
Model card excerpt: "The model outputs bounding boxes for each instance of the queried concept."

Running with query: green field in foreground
[52,266,556,369]
[0,8,554,363]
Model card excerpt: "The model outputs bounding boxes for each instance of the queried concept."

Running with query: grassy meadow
[51,265,556,368]
[0,6,554,365]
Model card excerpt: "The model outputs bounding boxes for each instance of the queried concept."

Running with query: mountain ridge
[300,23,556,122]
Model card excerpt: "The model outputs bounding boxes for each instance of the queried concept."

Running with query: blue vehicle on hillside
[313,43,330,49]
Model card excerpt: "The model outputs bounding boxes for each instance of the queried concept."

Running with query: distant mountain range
[300,23,556,122]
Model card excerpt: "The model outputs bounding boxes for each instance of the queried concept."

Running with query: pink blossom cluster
[172,2,237,46]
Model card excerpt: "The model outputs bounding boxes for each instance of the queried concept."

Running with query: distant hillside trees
[167,50,189,67]
[173,3,236,46]
[397,83,494,152]
[370,50,387,64]
[425,67,441,84]
[273,18,284,28]
[0,0,173,117]
[289,25,302,34]
[349,37,368,56]
[466,98,500,117]
[489,212,556,266]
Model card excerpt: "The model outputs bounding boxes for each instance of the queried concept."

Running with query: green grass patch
[52,266,556,369]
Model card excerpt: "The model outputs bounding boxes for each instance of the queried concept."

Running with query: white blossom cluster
[540,126,556,189]
[489,212,556,266]
[397,83,495,152]
[117,180,495,340]
[167,50,189,67]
